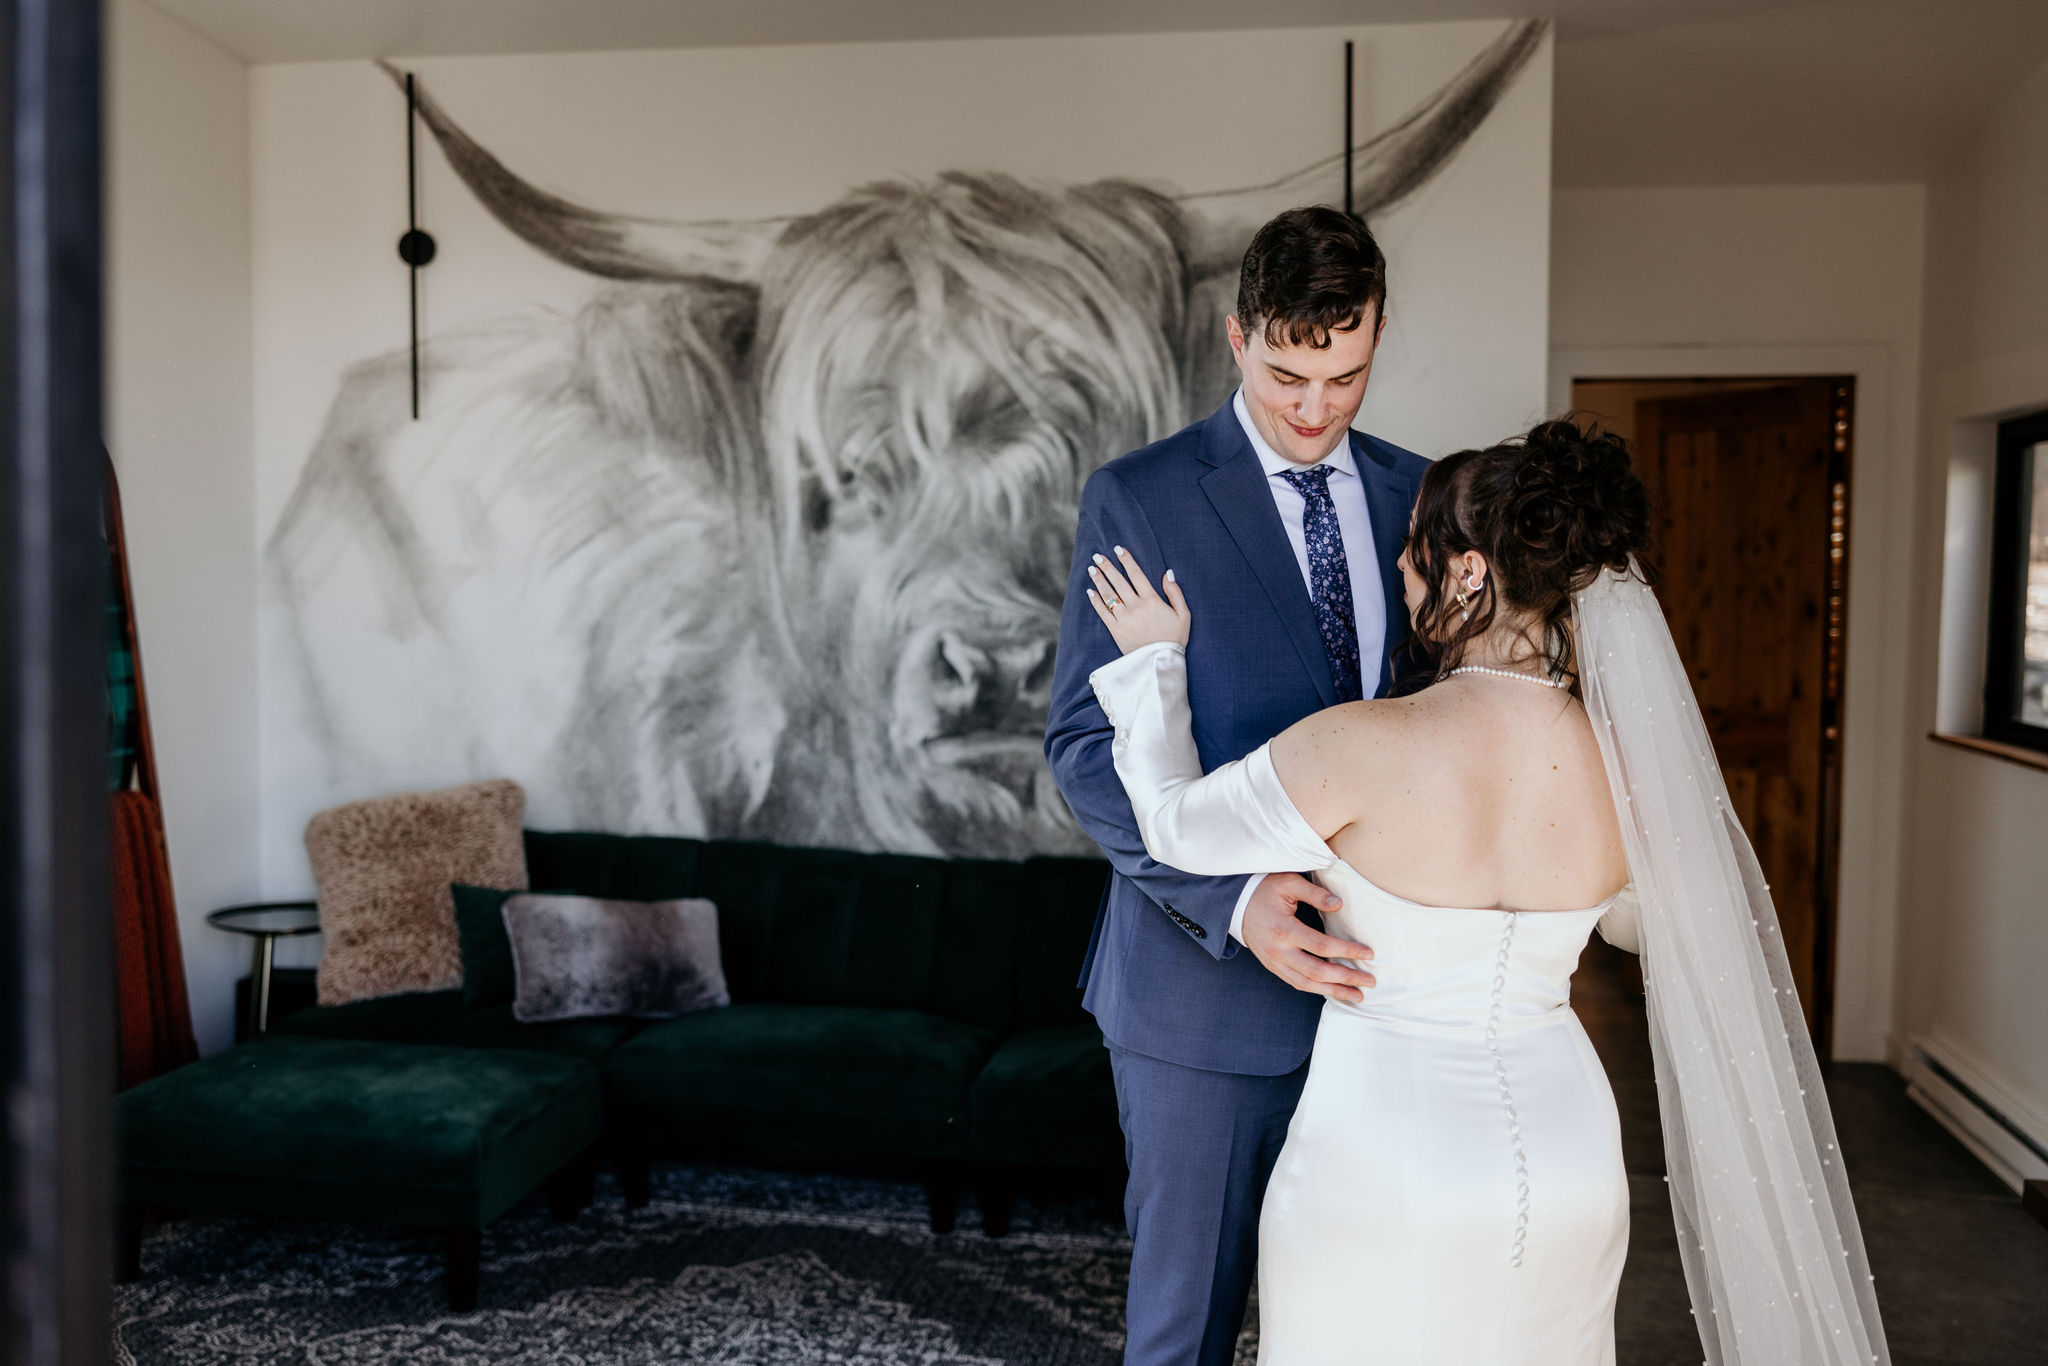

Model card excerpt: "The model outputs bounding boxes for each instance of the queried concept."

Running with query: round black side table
[206,902,320,1035]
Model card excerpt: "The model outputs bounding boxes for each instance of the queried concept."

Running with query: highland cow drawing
[268,22,1543,860]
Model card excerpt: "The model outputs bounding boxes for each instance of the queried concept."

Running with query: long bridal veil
[1574,565,1888,1365]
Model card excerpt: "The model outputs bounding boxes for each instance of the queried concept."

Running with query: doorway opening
[1570,376,1854,1056]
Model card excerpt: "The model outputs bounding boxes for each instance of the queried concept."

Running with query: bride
[1080,419,1889,1365]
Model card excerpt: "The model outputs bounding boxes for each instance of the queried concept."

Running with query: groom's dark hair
[1235,206,1387,350]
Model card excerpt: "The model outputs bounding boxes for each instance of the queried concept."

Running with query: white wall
[247,22,1554,890]
[1896,53,2048,1186]
[1548,182,1928,1062]
[96,14,1552,1039]
[106,0,258,1055]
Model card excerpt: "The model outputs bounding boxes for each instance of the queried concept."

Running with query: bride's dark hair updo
[1399,417,1653,693]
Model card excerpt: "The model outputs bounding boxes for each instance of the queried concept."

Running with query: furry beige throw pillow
[306,778,528,1006]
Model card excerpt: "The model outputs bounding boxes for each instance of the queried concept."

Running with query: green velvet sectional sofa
[274,830,1121,1231]
[120,1034,605,1309]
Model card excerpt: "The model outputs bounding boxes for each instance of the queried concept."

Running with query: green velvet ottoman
[119,1034,604,1308]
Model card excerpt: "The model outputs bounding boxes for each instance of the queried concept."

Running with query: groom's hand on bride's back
[1242,874,1376,1003]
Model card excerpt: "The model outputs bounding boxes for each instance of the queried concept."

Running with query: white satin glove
[1089,642,1335,879]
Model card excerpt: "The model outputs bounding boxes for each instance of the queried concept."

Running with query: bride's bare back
[1272,677,1628,912]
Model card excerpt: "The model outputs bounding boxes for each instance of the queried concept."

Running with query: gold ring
[1107,596,1124,610]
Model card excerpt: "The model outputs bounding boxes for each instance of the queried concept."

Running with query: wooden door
[1576,378,1851,1046]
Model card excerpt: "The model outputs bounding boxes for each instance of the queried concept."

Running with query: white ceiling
[1553,0,2048,185]
[134,0,1814,61]
[143,0,2048,186]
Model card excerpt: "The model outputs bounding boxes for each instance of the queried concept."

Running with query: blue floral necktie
[1279,465,1364,703]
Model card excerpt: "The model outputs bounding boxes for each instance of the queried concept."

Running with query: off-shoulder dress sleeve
[1089,642,1336,879]
[1595,884,1642,954]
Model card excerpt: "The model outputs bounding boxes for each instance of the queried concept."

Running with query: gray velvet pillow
[503,893,730,1023]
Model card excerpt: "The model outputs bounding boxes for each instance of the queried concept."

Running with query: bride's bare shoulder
[1269,692,1479,834]
[1279,682,1586,775]
[1270,692,1443,770]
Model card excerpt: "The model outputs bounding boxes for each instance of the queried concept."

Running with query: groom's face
[1228,307,1384,466]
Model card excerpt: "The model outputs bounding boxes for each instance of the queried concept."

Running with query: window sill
[1928,732,2048,773]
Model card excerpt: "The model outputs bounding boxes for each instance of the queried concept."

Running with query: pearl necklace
[1448,664,1570,689]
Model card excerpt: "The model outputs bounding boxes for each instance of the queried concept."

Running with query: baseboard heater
[1905,1040,2048,1195]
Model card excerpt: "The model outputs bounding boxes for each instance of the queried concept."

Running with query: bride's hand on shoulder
[1086,546,1191,654]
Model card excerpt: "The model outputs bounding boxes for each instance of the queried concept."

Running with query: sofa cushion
[524,833,779,1001]
[273,989,642,1060]
[768,852,955,1011]
[452,883,520,1008]
[969,1023,1123,1169]
[120,1035,602,1228]
[689,839,782,1000]
[1011,859,1111,1031]
[306,779,528,1006]
[525,832,1021,1031]
[605,1004,993,1158]
[523,830,705,903]
[505,893,729,1022]
[928,859,1021,1034]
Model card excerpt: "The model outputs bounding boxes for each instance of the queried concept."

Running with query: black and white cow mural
[266,22,1544,860]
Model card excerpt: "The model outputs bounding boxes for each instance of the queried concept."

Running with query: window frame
[1983,408,2048,755]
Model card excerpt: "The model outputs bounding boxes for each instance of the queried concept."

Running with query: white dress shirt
[1226,388,1385,943]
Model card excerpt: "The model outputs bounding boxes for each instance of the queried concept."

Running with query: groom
[1045,207,1428,1366]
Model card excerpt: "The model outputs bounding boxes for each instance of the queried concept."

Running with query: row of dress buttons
[1486,911,1529,1268]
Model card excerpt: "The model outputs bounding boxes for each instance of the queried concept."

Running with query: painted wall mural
[264,22,1543,861]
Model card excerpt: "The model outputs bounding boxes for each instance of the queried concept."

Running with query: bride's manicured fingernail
[1164,569,1176,583]
[1113,545,1126,555]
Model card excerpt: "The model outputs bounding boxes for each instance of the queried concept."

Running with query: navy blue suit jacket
[1045,398,1429,1075]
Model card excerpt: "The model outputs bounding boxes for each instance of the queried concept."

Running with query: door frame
[1551,343,1907,1064]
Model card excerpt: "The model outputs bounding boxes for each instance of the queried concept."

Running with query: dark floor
[120,949,2042,1366]
[1571,939,2048,1366]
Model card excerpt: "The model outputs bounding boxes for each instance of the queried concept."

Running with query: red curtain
[110,775,197,1088]
[107,454,199,1088]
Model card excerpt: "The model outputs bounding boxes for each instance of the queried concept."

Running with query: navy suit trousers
[1110,1042,1310,1366]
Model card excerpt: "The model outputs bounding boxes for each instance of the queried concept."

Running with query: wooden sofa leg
[980,1174,1014,1238]
[611,1104,654,1210]
[925,1172,961,1234]
[116,1204,142,1281]
[619,1140,652,1211]
[446,1228,481,1312]
[546,1147,598,1222]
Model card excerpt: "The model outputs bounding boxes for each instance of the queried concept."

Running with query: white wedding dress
[1259,870,1630,1363]
[1092,650,1635,1364]
[1090,566,1893,1366]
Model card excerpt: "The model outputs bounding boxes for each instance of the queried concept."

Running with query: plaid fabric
[107,556,139,792]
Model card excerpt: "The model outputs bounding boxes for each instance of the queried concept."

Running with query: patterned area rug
[114,1165,1258,1365]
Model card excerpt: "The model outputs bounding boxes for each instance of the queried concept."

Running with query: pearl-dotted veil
[1574,564,1889,1365]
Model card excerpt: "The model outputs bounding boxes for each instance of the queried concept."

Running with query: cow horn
[381,62,783,283]
[387,19,1538,286]
[1181,19,1547,258]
